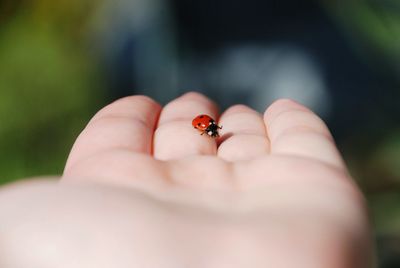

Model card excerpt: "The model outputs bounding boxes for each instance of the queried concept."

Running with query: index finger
[64,96,161,173]
[264,99,346,169]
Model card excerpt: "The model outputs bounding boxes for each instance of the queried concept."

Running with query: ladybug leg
[200,131,205,135]
[218,125,222,129]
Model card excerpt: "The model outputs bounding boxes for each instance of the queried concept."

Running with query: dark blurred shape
[377,235,400,268]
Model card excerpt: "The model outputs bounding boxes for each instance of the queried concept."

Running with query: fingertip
[222,104,259,117]
[90,95,161,125]
[179,91,210,102]
[159,91,219,125]
[263,98,332,143]
[109,95,161,111]
[263,98,344,168]
[264,98,310,122]
[65,94,162,172]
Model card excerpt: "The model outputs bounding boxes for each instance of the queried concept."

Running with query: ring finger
[218,105,270,161]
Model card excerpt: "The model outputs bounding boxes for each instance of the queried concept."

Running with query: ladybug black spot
[197,123,201,126]
[199,115,204,118]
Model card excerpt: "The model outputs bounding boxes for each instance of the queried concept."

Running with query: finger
[153,92,219,160]
[217,105,270,161]
[264,99,345,169]
[64,96,161,174]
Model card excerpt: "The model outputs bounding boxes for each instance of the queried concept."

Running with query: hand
[0,92,375,268]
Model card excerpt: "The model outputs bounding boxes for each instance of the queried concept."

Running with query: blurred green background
[0,0,107,183]
[0,0,399,266]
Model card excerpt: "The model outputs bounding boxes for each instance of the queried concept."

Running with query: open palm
[64,92,348,192]
[0,92,373,268]
[61,92,373,267]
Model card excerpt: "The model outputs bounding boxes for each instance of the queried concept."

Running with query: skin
[0,92,375,268]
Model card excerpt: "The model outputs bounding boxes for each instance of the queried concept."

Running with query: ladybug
[192,114,222,137]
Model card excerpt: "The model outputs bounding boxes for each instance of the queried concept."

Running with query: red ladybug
[192,114,222,137]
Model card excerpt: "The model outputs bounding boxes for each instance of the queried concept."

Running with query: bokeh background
[0,0,399,266]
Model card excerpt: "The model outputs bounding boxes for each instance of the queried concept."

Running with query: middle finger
[153,92,219,160]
